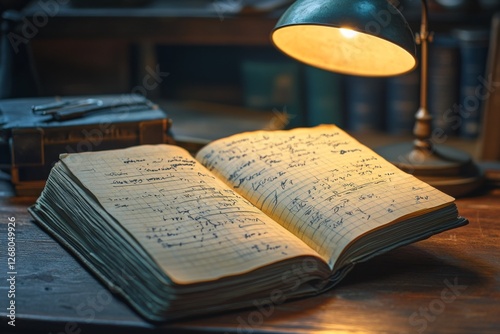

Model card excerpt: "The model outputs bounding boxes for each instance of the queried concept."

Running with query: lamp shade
[271,0,417,76]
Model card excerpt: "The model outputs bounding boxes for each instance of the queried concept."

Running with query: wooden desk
[0,175,499,333]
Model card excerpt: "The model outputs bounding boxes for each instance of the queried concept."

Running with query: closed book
[453,28,490,139]
[304,65,344,127]
[386,69,420,135]
[241,56,304,129]
[345,75,385,133]
[428,33,460,136]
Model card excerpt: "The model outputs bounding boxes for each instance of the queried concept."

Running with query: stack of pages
[30,125,467,321]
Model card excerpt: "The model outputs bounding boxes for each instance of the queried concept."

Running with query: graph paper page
[196,125,455,269]
[60,145,320,284]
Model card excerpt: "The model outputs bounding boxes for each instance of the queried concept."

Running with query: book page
[60,145,321,284]
[196,125,455,269]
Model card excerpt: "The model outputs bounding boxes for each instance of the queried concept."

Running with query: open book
[29,125,467,322]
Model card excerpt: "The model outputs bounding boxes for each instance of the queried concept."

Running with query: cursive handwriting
[196,125,448,265]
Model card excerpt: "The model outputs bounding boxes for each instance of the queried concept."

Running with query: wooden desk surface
[0,177,499,334]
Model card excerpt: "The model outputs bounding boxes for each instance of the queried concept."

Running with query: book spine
[428,33,460,136]
[303,65,344,127]
[241,54,305,129]
[454,28,490,139]
[386,69,420,135]
[345,76,386,132]
[477,13,500,161]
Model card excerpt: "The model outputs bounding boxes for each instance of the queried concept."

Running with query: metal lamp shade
[271,0,417,76]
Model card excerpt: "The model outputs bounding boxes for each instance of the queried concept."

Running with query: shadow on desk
[341,244,487,292]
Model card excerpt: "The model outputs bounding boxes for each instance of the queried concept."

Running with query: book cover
[428,33,460,136]
[345,75,386,133]
[454,28,490,139]
[386,69,420,135]
[241,53,305,129]
[303,65,344,127]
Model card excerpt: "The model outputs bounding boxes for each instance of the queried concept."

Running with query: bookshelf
[11,0,498,139]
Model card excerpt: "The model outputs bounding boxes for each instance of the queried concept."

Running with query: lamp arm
[413,0,433,151]
[419,0,428,111]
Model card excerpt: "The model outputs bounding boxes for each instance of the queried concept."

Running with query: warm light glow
[339,28,358,38]
[272,25,417,76]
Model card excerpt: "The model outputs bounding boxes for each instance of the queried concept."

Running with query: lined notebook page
[60,145,321,284]
[196,125,455,268]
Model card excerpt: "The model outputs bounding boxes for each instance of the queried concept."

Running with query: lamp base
[375,142,484,197]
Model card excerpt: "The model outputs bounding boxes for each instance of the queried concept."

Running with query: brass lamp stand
[375,0,483,197]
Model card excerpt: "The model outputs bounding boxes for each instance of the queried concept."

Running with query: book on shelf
[478,13,500,162]
[453,28,490,139]
[345,76,386,132]
[29,125,468,322]
[241,57,304,129]
[428,33,460,136]
[386,69,420,135]
[303,65,344,127]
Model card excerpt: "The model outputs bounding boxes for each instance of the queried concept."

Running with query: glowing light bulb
[340,28,358,38]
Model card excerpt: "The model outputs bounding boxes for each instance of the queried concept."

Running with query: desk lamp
[271,0,483,197]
